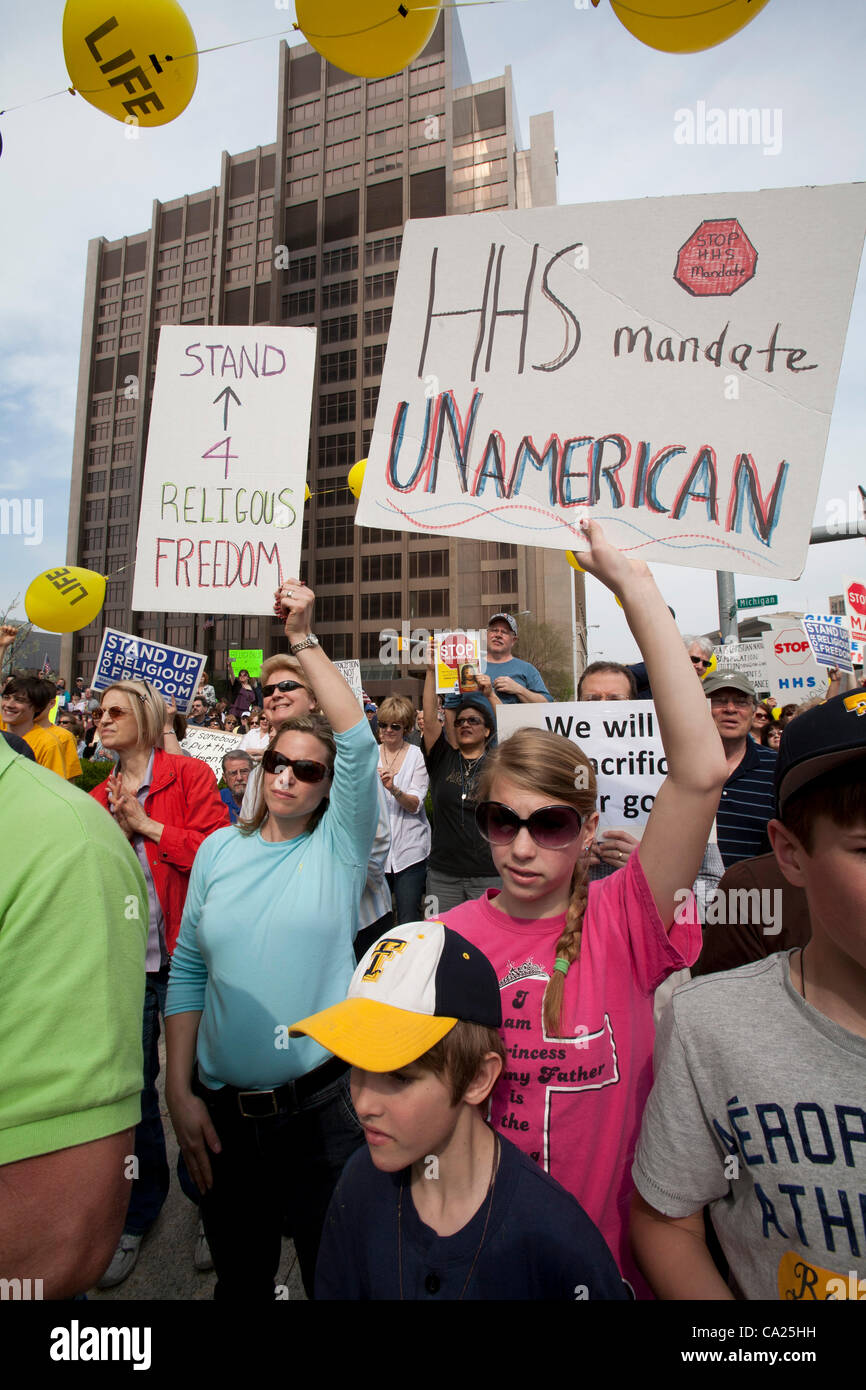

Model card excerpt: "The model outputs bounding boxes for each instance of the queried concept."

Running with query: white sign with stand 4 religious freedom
[132,326,316,615]
[357,184,866,580]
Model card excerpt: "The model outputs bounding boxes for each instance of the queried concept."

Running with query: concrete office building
[64,12,583,694]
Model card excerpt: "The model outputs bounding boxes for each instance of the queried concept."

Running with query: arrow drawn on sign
[213,386,242,430]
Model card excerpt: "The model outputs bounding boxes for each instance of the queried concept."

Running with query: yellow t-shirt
[0,719,78,779]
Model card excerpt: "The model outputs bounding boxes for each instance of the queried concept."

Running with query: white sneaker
[194,1219,213,1272]
[96,1233,143,1289]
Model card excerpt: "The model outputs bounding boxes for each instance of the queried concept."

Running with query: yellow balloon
[609,0,772,54]
[296,0,442,80]
[347,458,367,499]
[703,652,718,679]
[304,485,311,502]
[566,552,623,606]
[772,706,782,720]
[63,0,198,127]
[25,566,106,634]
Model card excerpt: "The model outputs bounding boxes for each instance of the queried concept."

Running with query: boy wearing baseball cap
[631,690,866,1300]
[290,922,626,1300]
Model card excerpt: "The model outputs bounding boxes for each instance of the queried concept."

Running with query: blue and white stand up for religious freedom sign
[91,628,206,713]
[802,614,853,673]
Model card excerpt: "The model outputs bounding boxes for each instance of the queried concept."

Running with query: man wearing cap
[443,613,552,739]
[704,670,778,870]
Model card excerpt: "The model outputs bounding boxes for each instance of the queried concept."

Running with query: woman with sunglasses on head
[441,519,729,1297]
[376,695,431,924]
[165,581,379,1301]
[89,681,231,1287]
[421,658,501,914]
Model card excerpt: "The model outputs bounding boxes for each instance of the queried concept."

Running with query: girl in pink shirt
[442,519,728,1295]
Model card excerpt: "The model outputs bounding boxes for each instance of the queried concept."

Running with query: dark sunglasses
[262,748,331,783]
[262,679,305,698]
[380,722,405,732]
[455,716,485,728]
[93,705,135,724]
[690,656,712,669]
[475,801,583,849]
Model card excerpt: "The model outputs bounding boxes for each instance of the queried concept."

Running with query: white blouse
[379,741,431,873]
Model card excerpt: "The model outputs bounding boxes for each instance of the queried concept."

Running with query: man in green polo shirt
[0,736,147,1297]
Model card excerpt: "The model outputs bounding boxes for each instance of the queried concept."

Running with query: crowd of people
[1,528,864,1305]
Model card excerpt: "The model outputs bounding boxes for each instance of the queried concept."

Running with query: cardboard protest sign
[496,701,665,830]
[358,185,866,580]
[760,616,826,705]
[333,659,364,709]
[711,640,771,695]
[434,630,486,695]
[180,726,243,781]
[91,628,205,713]
[132,327,316,615]
[844,578,866,664]
[229,649,263,678]
[802,614,853,672]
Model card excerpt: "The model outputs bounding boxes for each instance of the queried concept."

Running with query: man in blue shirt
[704,671,777,869]
[219,749,253,824]
[443,613,552,737]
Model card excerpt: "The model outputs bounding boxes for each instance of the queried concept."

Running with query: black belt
[202,1055,349,1119]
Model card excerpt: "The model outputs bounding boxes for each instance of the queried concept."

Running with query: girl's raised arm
[576,520,728,927]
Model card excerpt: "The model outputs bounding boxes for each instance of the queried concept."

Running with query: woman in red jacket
[90,679,229,1286]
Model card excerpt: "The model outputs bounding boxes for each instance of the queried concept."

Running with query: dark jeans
[196,1067,364,1300]
[124,965,170,1235]
[387,858,429,925]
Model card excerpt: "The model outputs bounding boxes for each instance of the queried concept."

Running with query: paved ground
[86,1037,306,1302]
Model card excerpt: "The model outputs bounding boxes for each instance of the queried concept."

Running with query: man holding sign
[443,613,552,740]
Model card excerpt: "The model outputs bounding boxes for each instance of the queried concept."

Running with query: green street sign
[737,595,778,610]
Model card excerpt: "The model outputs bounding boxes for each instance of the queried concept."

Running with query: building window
[108,495,130,519]
[321,314,357,344]
[288,254,317,283]
[362,553,401,582]
[326,88,360,113]
[322,246,359,276]
[318,432,356,470]
[86,471,107,494]
[319,391,356,425]
[365,235,402,265]
[321,280,358,309]
[365,271,397,300]
[324,165,360,188]
[481,569,518,594]
[285,289,316,317]
[318,483,354,509]
[369,100,403,126]
[409,550,449,579]
[84,499,103,525]
[317,516,355,547]
[363,343,386,375]
[112,467,133,489]
[361,592,401,620]
[360,526,400,543]
[368,75,403,99]
[318,633,353,661]
[326,139,361,164]
[107,524,129,549]
[481,541,517,560]
[82,528,103,552]
[316,556,354,585]
[410,588,448,618]
[364,307,392,336]
[320,349,356,383]
[318,595,353,622]
[362,385,379,418]
[289,99,321,123]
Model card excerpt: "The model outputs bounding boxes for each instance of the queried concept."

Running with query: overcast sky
[1,0,864,661]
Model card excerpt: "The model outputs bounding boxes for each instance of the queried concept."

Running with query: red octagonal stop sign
[675,218,757,297]
[773,628,813,666]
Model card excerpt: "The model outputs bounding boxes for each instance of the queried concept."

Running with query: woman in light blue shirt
[165,580,379,1300]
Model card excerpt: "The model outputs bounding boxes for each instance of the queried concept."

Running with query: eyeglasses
[752,710,769,722]
[455,716,485,728]
[261,748,331,783]
[381,723,405,732]
[690,656,712,669]
[475,801,583,849]
[709,693,754,709]
[94,705,134,724]
[262,679,305,698]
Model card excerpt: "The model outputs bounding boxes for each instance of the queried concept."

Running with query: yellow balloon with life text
[566,551,622,606]
[62,0,198,127]
[296,0,442,79]
[347,459,367,500]
[25,566,106,634]
[609,0,772,54]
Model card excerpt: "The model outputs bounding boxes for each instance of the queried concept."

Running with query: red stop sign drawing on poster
[773,628,813,666]
[674,218,758,297]
[846,579,866,658]
[439,631,476,668]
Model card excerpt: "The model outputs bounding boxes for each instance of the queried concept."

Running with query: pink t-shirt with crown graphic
[443,852,700,1298]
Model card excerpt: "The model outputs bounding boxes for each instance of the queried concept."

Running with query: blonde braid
[542,858,589,1037]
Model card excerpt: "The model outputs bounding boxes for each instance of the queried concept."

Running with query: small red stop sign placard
[439,632,475,668]
[675,219,757,297]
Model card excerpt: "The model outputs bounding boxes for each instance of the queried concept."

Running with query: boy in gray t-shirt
[631,690,866,1301]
